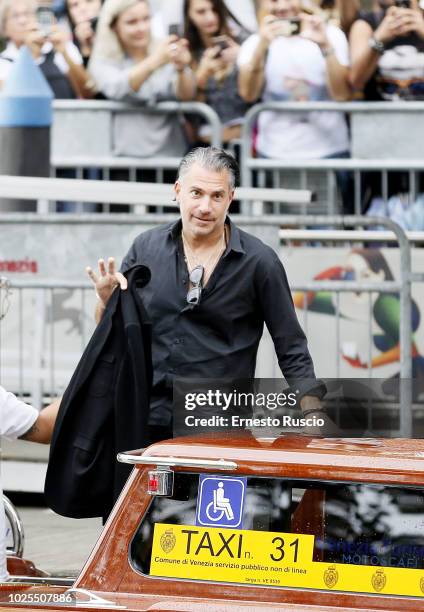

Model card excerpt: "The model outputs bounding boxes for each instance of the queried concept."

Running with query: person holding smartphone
[238,0,352,160]
[88,0,195,158]
[350,0,424,99]
[65,0,103,65]
[349,0,424,218]
[183,0,252,144]
[0,0,94,97]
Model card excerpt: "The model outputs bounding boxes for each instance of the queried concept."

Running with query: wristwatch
[368,36,385,55]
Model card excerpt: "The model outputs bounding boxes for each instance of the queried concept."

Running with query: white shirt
[0,41,82,84]
[238,26,350,159]
[0,386,38,582]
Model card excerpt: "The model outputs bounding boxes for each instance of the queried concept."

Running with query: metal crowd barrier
[0,279,96,410]
[47,100,424,219]
[260,215,415,437]
[52,100,223,197]
[241,101,424,216]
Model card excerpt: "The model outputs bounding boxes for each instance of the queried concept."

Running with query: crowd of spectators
[0,0,424,221]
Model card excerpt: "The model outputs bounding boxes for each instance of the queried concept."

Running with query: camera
[275,18,302,37]
[395,0,411,8]
[168,24,183,38]
[212,36,229,51]
[212,35,229,56]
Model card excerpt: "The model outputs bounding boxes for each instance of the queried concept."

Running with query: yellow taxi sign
[151,524,424,597]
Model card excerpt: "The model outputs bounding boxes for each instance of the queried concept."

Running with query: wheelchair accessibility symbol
[196,475,246,529]
[206,482,234,521]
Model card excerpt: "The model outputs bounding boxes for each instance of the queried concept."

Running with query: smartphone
[212,35,229,54]
[275,18,301,37]
[89,16,99,32]
[36,7,55,36]
[395,0,410,7]
[168,24,182,38]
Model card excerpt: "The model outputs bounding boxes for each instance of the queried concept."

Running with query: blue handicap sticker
[196,475,246,529]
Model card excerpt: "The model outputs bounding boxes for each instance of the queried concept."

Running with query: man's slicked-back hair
[177,147,240,190]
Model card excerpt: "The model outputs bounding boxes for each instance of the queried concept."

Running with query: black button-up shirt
[121,217,319,425]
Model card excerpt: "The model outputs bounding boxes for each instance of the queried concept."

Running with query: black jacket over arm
[44,266,152,519]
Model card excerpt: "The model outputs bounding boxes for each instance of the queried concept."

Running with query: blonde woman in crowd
[0,0,93,97]
[88,0,196,157]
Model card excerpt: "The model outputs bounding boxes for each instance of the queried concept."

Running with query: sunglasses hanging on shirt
[186,265,204,307]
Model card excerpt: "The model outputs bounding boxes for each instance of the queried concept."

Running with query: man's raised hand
[86,257,128,309]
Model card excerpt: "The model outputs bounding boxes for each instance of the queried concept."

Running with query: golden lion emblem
[160,529,176,554]
[371,569,387,592]
[323,566,338,589]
